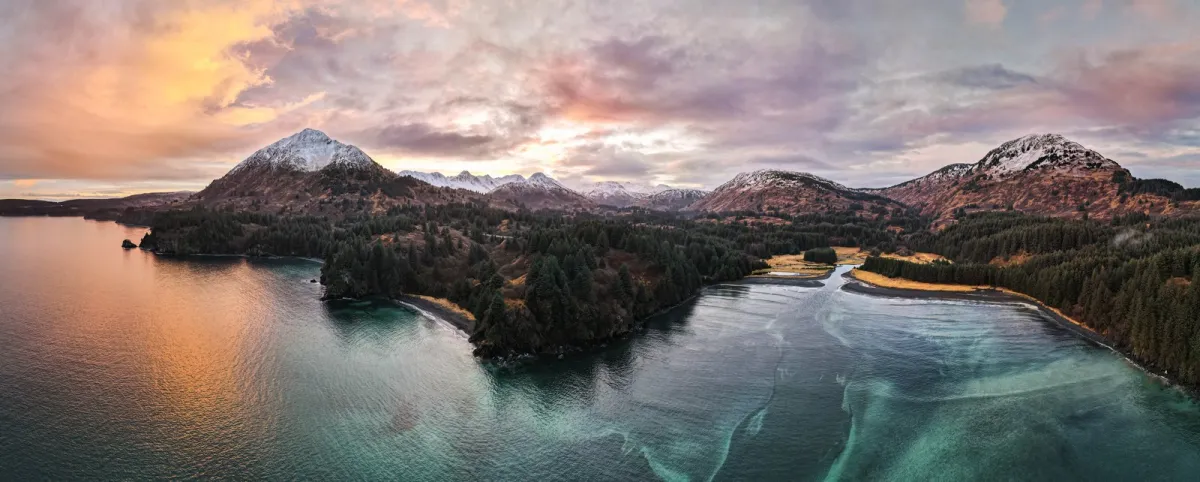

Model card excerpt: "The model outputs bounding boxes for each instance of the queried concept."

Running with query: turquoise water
[2,217,1199,481]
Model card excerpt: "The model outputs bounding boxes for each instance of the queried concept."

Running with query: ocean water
[2,216,1199,481]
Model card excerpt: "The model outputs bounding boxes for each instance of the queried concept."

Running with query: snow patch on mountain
[715,169,854,194]
[881,163,974,190]
[580,181,673,198]
[398,170,525,193]
[521,173,568,190]
[231,128,375,173]
[648,188,706,200]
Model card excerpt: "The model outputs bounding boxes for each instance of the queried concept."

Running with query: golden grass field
[881,251,948,264]
[753,253,834,278]
[848,269,982,292]
[834,246,869,265]
[754,247,946,279]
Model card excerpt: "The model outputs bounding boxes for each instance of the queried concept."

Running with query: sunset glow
[1,0,1198,199]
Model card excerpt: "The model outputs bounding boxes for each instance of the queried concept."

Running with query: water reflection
[322,298,414,341]
[6,217,1200,481]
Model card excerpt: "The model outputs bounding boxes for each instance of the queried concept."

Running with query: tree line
[143,205,921,358]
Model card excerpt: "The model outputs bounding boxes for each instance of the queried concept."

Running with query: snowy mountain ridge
[398,170,526,193]
[580,181,673,197]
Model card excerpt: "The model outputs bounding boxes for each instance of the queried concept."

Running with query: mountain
[398,170,525,193]
[487,173,593,211]
[640,188,708,211]
[229,128,377,173]
[580,181,672,208]
[688,169,904,215]
[877,133,1198,224]
[0,191,192,223]
[193,129,473,214]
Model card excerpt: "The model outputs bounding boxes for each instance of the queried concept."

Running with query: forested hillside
[861,212,1200,384]
[143,205,923,357]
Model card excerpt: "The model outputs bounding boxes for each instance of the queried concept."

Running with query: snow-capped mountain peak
[976,133,1119,175]
[526,172,566,190]
[231,128,375,173]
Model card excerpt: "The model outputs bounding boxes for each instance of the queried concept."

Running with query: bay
[2,216,1199,481]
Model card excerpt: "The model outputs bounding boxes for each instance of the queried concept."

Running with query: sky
[1,0,1199,200]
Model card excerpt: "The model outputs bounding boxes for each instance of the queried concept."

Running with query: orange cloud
[1128,0,1176,20]
[0,1,294,180]
[0,0,453,182]
[964,0,1008,29]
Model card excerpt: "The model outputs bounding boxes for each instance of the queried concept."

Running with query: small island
[121,239,138,249]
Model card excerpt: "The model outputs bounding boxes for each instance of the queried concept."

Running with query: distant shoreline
[841,268,1193,396]
[743,262,836,285]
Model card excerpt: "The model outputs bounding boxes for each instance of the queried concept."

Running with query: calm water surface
[2,217,1200,481]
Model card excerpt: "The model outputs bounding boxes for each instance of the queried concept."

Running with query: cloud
[538,36,747,124]
[964,0,1007,28]
[0,0,290,180]
[1038,6,1068,26]
[1052,43,1200,125]
[933,64,1039,90]
[0,0,460,182]
[1128,0,1176,20]
[558,143,654,179]
[824,39,1200,173]
[0,0,1199,194]
[362,123,497,157]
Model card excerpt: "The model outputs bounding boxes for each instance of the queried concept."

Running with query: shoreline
[395,295,473,333]
[737,277,825,287]
[842,269,1192,396]
[842,269,1107,342]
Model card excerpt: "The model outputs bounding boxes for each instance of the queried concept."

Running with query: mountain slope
[878,134,1198,224]
[0,192,192,222]
[689,169,904,215]
[580,181,672,208]
[487,173,593,211]
[194,129,474,214]
[640,188,707,211]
